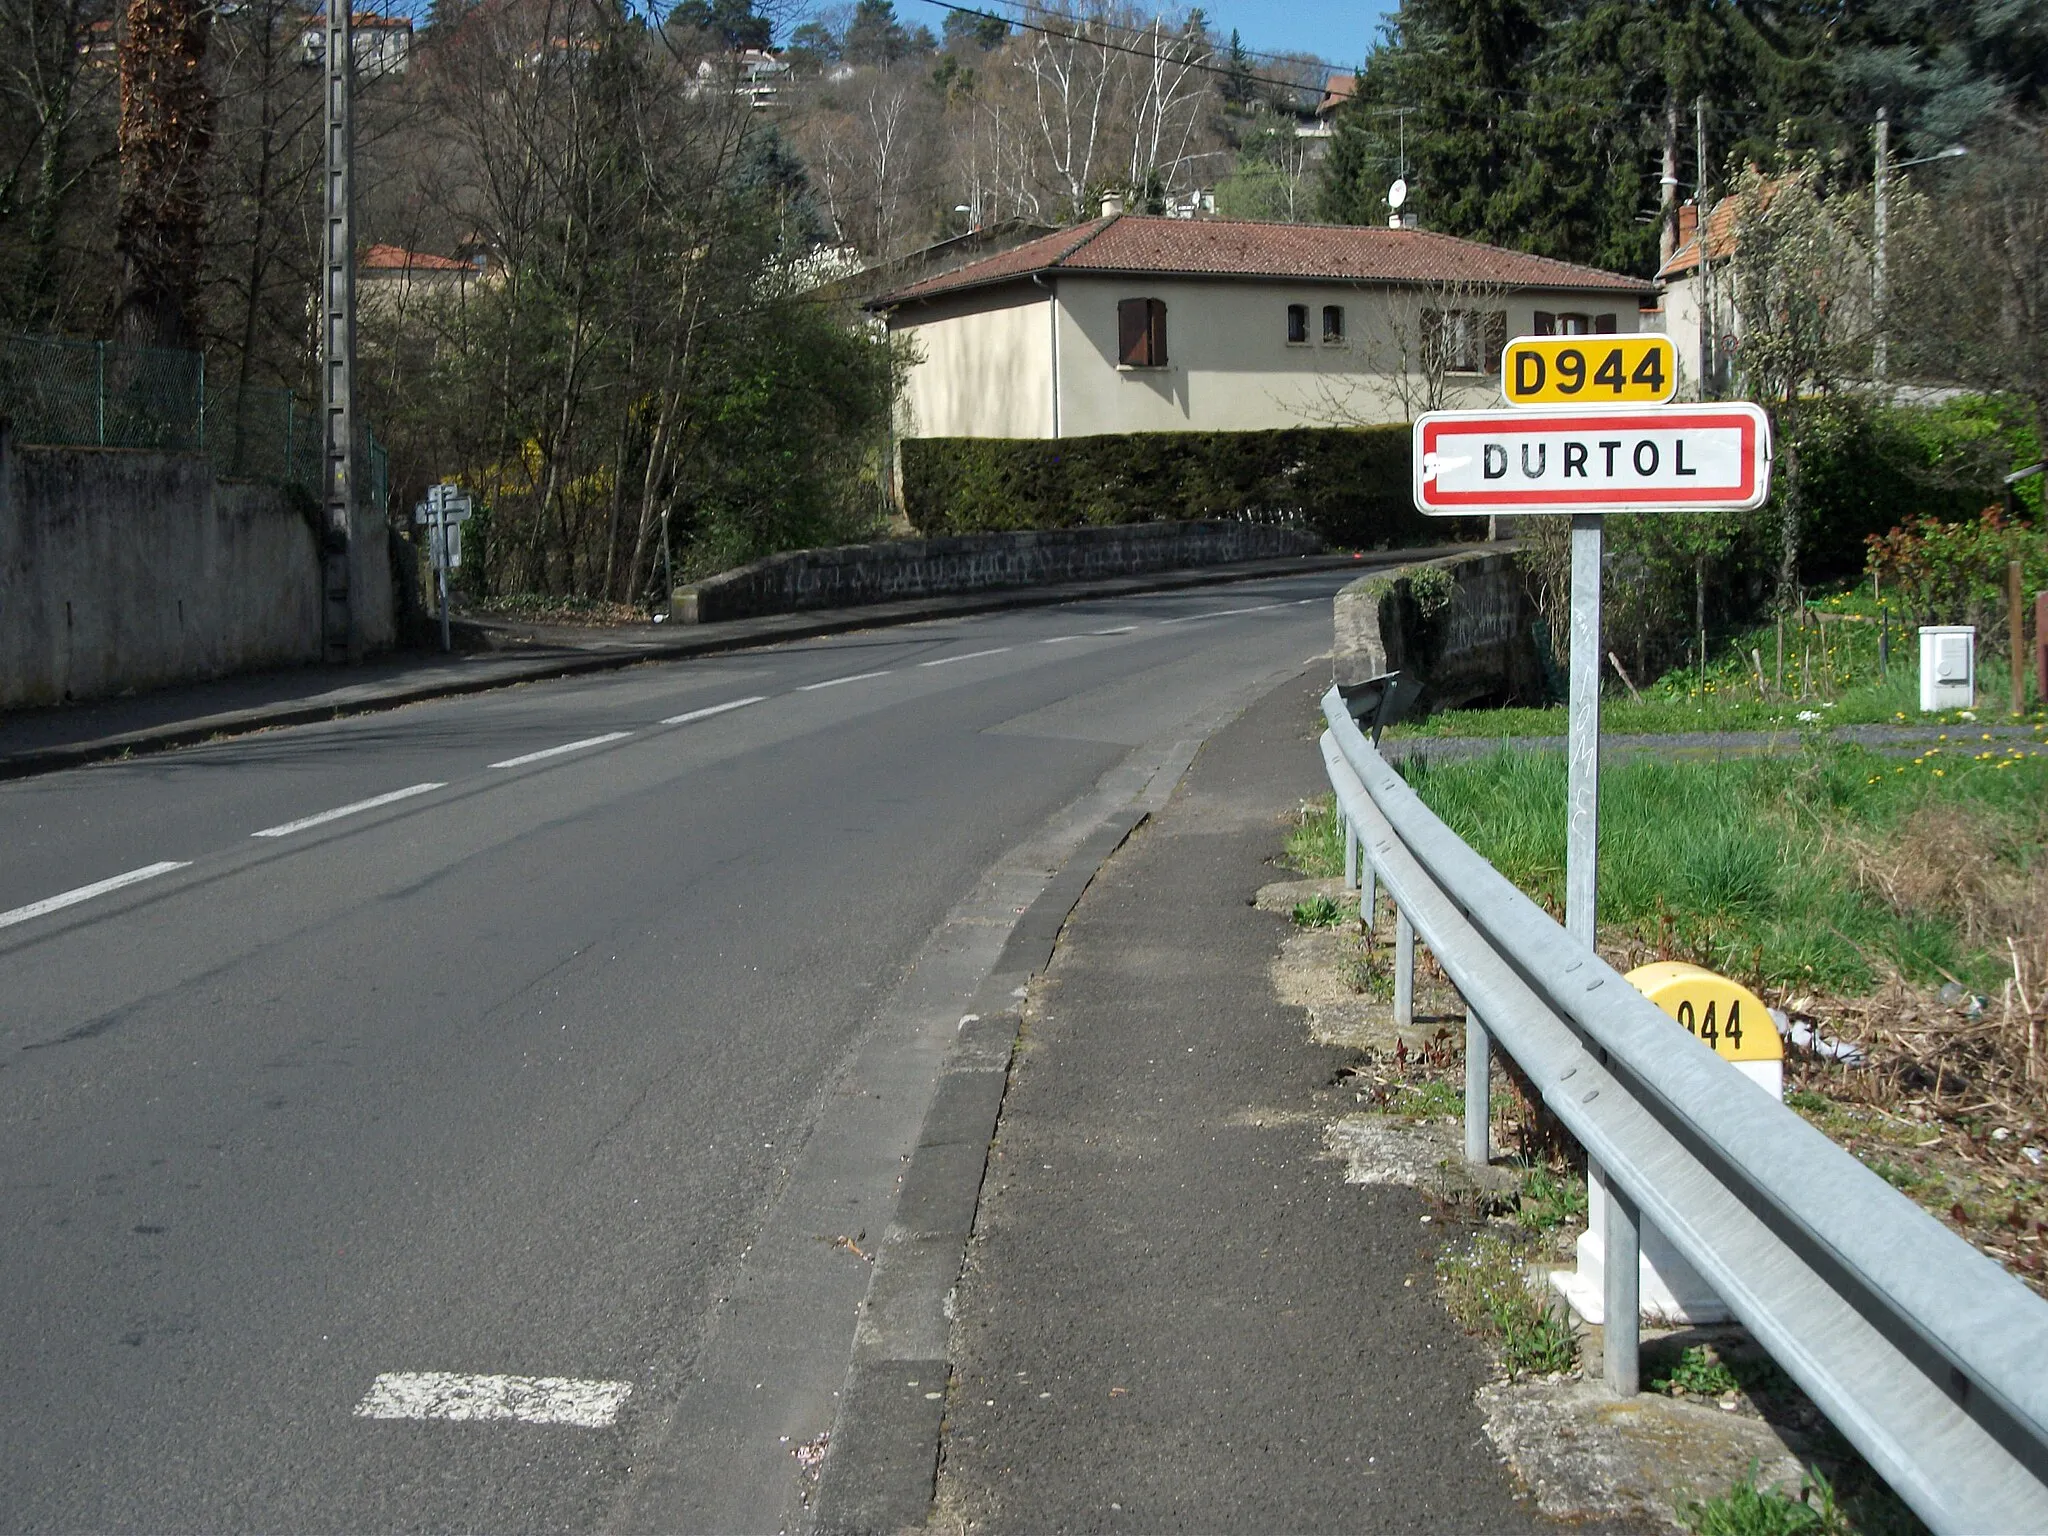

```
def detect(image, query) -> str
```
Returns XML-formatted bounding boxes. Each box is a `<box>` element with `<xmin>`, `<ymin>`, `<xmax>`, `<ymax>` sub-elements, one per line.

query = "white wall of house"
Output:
<box><xmin>891</xmin><ymin>275</ymin><xmax>1647</xmax><ymax>439</ymax></box>
<box><xmin>893</xmin><ymin>285</ymin><xmax>1055</xmax><ymax>439</ymax></box>
<box><xmin>1658</xmin><ymin>269</ymin><xmax>1743</xmax><ymax>399</ymax></box>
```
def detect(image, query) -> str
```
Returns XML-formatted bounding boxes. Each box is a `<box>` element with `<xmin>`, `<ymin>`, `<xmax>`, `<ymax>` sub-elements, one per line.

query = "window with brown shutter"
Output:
<box><xmin>1423</xmin><ymin>308</ymin><xmax>1509</xmax><ymax>373</ymax></box>
<box><xmin>1286</xmin><ymin>303</ymin><xmax>1309</xmax><ymax>344</ymax></box>
<box><xmin>1594</xmin><ymin>313</ymin><xmax>1618</xmax><ymax>333</ymax></box>
<box><xmin>1118</xmin><ymin>297</ymin><xmax>1167</xmax><ymax>367</ymax></box>
<box><xmin>1533</xmin><ymin>310</ymin><xmax>1556</xmax><ymax>335</ymax></box>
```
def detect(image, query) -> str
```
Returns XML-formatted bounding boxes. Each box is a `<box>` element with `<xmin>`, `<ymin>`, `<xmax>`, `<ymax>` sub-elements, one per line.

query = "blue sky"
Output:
<box><xmin>894</xmin><ymin>1</ymin><xmax>1397</xmax><ymax>73</ymax></box>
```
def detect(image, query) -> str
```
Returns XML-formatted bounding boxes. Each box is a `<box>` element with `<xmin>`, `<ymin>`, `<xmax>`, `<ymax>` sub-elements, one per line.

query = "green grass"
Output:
<box><xmin>1395</xmin><ymin>738</ymin><xmax>2048</xmax><ymax>994</ymax></box>
<box><xmin>1387</xmin><ymin>1078</ymin><xmax>1463</xmax><ymax>1118</ymax></box>
<box><xmin>1388</xmin><ymin>588</ymin><xmax>2045</xmax><ymax>740</ymax></box>
<box><xmin>1284</xmin><ymin>795</ymin><xmax>1347</xmax><ymax>878</ymax></box>
<box><xmin>1438</xmin><ymin>1234</ymin><xmax>1577</xmax><ymax>1377</ymax></box>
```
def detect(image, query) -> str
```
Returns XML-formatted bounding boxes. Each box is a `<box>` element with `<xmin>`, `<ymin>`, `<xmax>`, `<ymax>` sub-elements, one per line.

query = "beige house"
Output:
<box><xmin>869</xmin><ymin>214</ymin><xmax>1656</xmax><ymax>440</ymax></box>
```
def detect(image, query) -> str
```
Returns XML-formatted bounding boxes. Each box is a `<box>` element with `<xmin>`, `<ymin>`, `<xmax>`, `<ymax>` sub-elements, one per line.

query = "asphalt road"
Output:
<box><xmin>0</xmin><ymin>570</ymin><xmax>1350</xmax><ymax>1535</ymax></box>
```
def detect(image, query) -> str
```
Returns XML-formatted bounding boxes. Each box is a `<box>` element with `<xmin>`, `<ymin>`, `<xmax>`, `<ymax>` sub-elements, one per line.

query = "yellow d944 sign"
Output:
<box><xmin>1624</xmin><ymin>961</ymin><xmax>1780</xmax><ymax>1063</ymax></box>
<box><xmin>1502</xmin><ymin>334</ymin><xmax>1677</xmax><ymax>406</ymax></box>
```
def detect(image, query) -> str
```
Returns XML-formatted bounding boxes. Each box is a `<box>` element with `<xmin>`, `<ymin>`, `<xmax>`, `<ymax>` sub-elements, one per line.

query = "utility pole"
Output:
<box><xmin>1873</xmin><ymin>107</ymin><xmax>1890</xmax><ymax>388</ymax></box>
<box><xmin>1659</xmin><ymin>96</ymin><xmax>1680</xmax><ymax>268</ymax></box>
<box><xmin>1695</xmin><ymin>96</ymin><xmax>1714</xmax><ymax>397</ymax></box>
<box><xmin>320</xmin><ymin>4</ymin><xmax>357</xmax><ymax>662</ymax></box>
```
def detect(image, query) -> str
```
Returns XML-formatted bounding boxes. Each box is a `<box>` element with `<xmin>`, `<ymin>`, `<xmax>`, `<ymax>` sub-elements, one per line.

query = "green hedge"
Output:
<box><xmin>900</xmin><ymin>426</ymin><xmax>1444</xmax><ymax>549</ymax></box>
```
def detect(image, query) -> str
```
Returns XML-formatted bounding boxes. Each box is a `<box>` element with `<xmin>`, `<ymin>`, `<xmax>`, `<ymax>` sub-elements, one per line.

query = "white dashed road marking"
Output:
<box><xmin>798</xmin><ymin>671</ymin><xmax>891</xmax><ymax>691</ymax></box>
<box><xmin>661</xmin><ymin>695</ymin><xmax>765</xmax><ymax>726</ymax></box>
<box><xmin>249</xmin><ymin>783</ymin><xmax>446</xmax><ymax>838</ymax></box>
<box><xmin>0</xmin><ymin>861</ymin><xmax>192</xmax><ymax>930</ymax></box>
<box><xmin>489</xmin><ymin>732</ymin><xmax>633</xmax><ymax>769</ymax></box>
<box><xmin>352</xmin><ymin>1372</ymin><xmax>632</xmax><ymax>1427</ymax></box>
<box><xmin>1156</xmin><ymin>603</ymin><xmax>1284</xmax><ymax>625</ymax></box>
<box><xmin>918</xmin><ymin>647</ymin><xmax>1011</xmax><ymax>667</ymax></box>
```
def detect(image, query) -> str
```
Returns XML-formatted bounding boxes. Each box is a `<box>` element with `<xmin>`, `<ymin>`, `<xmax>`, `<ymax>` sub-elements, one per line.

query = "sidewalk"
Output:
<box><xmin>0</xmin><ymin>552</ymin><xmax>1383</xmax><ymax>780</ymax></box>
<box><xmin>916</xmin><ymin>674</ymin><xmax>1616</xmax><ymax>1533</ymax></box>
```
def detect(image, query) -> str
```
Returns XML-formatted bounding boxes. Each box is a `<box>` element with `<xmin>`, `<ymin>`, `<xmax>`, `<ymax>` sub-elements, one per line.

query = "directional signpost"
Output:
<box><xmin>1412</xmin><ymin>340</ymin><xmax>1773</xmax><ymax>1394</ymax></box>
<box><xmin>414</xmin><ymin>482</ymin><xmax>472</xmax><ymax>654</ymax></box>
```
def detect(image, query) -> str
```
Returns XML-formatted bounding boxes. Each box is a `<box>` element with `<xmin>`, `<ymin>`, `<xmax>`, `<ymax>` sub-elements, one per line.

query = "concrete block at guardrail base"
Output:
<box><xmin>671</xmin><ymin>521</ymin><xmax>1324</xmax><ymax>624</ymax></box>
<box><xmin>1332</xmin><ymin>548</ymin><xmax>1545</xmax><ymax>716</ymax></box>
<box><xmin>1553</xmin><ymin>966</ymin><xmax>1784</xmax><ymax>1327</ymax></box>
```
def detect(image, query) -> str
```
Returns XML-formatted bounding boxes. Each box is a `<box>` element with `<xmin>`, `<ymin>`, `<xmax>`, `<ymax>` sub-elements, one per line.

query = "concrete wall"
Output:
<box><xmin>894</xmin><ymin>283</ymin><xmax>1055</xmax><ymax>439</ymax></box>
<box><xmin>1332</xmin><ymin>547</ymin><xmax>1545</xmax><ymax>714</ymax></box>
<box><xmin>676</xmin><ymin>520</ymin><xmax>1323</xmax><ymax>624</ymax></box>
<box><xmin>0</xmin><ymin>429</ymin><xmax>393</xmax><ymax>707</ymax></box>
<box><xmin>892</xmin><ymin>276</ymin><xmax>1648</xmax><ymax>438</ymax></box>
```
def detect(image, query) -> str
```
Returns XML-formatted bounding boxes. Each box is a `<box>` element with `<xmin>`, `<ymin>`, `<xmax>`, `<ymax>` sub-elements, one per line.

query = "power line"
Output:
<box><xmin>917</xmin><ymin>0</ymin><xmax>1333</xmax><ymax>99</ymax></box>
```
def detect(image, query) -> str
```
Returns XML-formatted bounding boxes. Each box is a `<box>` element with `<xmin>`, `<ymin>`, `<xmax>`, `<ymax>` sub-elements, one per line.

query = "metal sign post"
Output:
<box><xmin>414</xmin><ymin>482</ymin><xmax>472</xmax><ymax>654</ymax></box>
<box><xmin>1413</xmin><ymin>359</ymin><xmax>1772</xmax><ymax>1395</ymax></box>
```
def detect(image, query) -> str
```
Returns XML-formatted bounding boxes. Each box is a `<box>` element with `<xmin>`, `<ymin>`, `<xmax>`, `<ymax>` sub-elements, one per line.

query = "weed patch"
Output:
<box><xmin>1290</xmin><ymin>893</ymin><xmax>1344</xmax><ymax>927</ymax></box>
<box><xmin>1514</xmin><ymin>1165</ymin><xmax>1587</xmax><ymax>1233</ymax></box>
<box><xmin>1438</xmin><ymin>1234</ymin><xmax>1576</xmax><ymax>1378</ymax></box>
<box><xmin>1678</xmin><ymin>1465</ymin><xmax>1846</xmax><ymax>1536</ymax></box>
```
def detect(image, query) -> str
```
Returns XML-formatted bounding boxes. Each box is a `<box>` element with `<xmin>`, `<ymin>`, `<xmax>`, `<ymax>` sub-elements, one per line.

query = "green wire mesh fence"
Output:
<box><xmin>0</xmin><ymin>332</ymin><xmax>388</xmax><ymax>515</ymax></box>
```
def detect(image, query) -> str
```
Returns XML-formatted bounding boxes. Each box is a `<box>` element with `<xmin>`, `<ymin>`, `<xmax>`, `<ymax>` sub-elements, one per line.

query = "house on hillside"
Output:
<box><xmin>301</xmin><ymin>11</ymin><xmax>414</xmax><ymax>76</ymax></box>
<box><xmin>867</xmin><ymin>211</ymin><xmax>1656</xmax><ymax>441</ymax></box>
<box><xmin>357</xmin><ymin>245</ymin><xmax>482</xmax><ymax>320</ymax></box>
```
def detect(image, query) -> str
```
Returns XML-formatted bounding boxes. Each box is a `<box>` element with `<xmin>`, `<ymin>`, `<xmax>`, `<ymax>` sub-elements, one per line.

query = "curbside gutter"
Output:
<box><xmin>810</xmin><ymin>806</ymin><xmax>1150</xmax><ymax>1535</ymax></box>
<box><xmin>0</xmin><ymin>551</ymin><xmax>1403</xmax><ymax>782</ymax></box>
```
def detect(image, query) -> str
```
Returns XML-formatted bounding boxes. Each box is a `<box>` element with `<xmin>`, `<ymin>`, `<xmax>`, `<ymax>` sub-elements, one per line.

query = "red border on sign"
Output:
<box><xmin>1419</xmin><ymin>409</ymin><xmax>1759</xmax><ymax>508</ymax></box>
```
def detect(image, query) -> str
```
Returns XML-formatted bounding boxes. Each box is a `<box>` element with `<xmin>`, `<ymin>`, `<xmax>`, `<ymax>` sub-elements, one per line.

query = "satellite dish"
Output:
<box><xmin>1388</xmin><ymin>178</ymin><xmax>1408</xmax><ymax>210</ymax></box>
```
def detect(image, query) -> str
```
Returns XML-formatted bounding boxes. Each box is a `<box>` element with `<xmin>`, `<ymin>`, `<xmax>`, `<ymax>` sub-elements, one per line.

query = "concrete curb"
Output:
<box><xmin>809</xmin><ymin>807</ymin><xmax>1150</xmax><ymax>1535</ymax></box>
<box><xmin>0</xmin><ymin>551</ymin><xmax>1395</xmax><ymax>782</ymax></box>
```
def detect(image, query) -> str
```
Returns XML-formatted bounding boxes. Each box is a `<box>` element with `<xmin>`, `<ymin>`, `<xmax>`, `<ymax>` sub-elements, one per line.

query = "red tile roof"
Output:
<box><xmin>360</xmin><ymin>244</ymin><xmax>474</xmax><ymax>273</ymax></box>
<box><xmin>869</xmin><ymin>215</ymin><xmax>1653</xmax><ymax>309</ymax></box>
<box><xmin>1657</xmin><ymin>198</ymin><xmax>1742</xmax><ymax>281</ymax></box>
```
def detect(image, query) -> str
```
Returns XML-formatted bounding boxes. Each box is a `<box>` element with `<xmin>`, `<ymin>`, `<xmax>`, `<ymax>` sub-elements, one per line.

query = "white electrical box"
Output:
<box><xmin>1919</xmin><ymin>625</ymin><xmax>1975</xmax><ymax>711</ymax></box>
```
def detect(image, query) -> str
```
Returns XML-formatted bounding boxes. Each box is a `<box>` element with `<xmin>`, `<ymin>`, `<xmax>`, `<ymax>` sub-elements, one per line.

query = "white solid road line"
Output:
<box><xmin>798</xmin><ymin>670</ymin><xmax>891</xmax><ymax>691</ymax></box>
<box><xmin>918</xmin><ymin>647</ymin><xmax>1012</xmax><ymax>668</ymax></box>
<box><xmin>352</xmin><ymin>1372</ymin><xmax>632</xmax><ymax>1428</ymax></box>
<box><xmin>0</xmin><ymin>861</ymin><xmax>192</xmax><ymax>930</ymax></box>
<box><xmin>661</xmin><ymin>695</ymin><xmax>766</xmax><ymax>726</ymax></box>
<box><xmin>249</xmin><ymin>782</ymin><xmax>447</xmax><ymax>839</ymax></box>
<box><xmin>490</xmin><ymin>731</ymin><xmax>633</xmax><ymax>769</ymax></box>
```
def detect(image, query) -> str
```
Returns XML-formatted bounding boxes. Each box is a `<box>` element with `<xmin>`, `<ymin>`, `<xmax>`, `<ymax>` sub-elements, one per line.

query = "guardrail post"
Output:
<box><xmin>1360</xmin><ymin>865</ymin><xmax>1375</xmax><ymax>935</ymax></box>
<box><xmin>1601</xmin><ymin>1172</ymin><xmax>1641</xmax><ymax>1396</ymax></box>
<box><xmin>1464</xmin><ymin>1010</ymin><xmax>1490</xmax><ymax>1166</ymax></box>
<box><xmin>1344</xmin><ymin>819</ymin><xmax>1358</xmax><ymax>889</ymax></box>
<box><xmin>1394</xmin><ymin>908</ymin><xmax>1415</xmax><ymax>1031</ymax></box>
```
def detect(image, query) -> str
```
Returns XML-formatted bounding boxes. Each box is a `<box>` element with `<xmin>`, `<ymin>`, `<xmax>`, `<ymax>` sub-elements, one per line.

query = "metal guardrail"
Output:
<box><xmin>1318</xmin><ymin>684</ymin><xmax>2048</xmax><ymax>1536</ymax></box>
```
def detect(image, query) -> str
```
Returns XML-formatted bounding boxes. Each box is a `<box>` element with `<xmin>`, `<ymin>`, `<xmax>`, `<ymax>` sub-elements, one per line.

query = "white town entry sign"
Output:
<box><xmin>1412</xmin><ymin>402</ymin><xmax>1772</xmax><ymax>517</ymax></box>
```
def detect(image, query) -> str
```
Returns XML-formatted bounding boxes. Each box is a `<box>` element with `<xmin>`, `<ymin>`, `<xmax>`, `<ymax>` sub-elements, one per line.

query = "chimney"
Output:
<box><xmin>1099</xmin><ymin>192</ymin><xmax>1125</xmax><ymax>218</ymax></box>
<box><xmin>1676</xmin><ymin>201</ymin><xmax>1699</xmax><ymax>255</ymax></box>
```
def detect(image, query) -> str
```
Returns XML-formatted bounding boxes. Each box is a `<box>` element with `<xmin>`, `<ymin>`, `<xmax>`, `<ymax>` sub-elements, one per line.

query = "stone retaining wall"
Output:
<box><xmin>674</xmin><ymin>520</ymin><xmax>1324</xmax><ymax>624</ymax></box>
<box><xmin>1332</xmin><ymin>548</ymin><xmax>1545</xmax><ymax>715</ymax></box>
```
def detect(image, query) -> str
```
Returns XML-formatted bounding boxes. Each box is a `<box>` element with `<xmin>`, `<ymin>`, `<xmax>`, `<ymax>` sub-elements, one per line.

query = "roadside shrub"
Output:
<box><xmin>899</xmin><ymin>425</ymin><xmax>1442</xmax><ymax>550</ymax></box>
<box><xmin>1865</xmin><ymin>505</ymin><xmax>2046</xmax><ymax>656</ymax></box>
